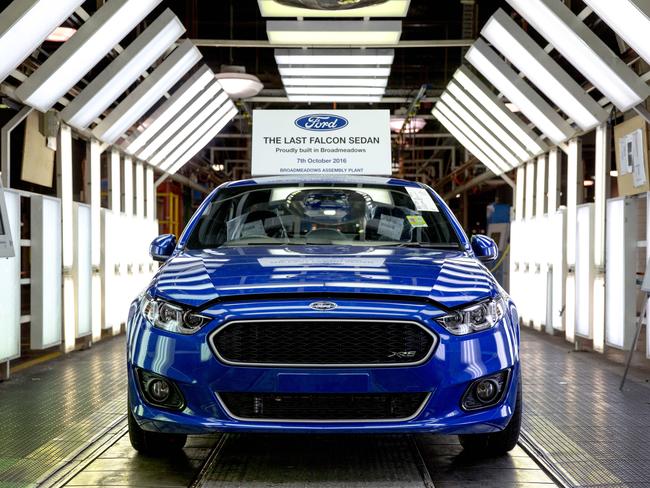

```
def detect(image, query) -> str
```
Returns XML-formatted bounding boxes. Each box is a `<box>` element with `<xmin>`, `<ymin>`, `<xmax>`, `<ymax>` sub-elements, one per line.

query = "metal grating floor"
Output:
<box><xmin>520</xmin><ymin>327</ymin><xmax>650</xmax><ymax>487</ymax></box>
<box><xmin>0</xmin><ymin>338</ymin><xmax>128</xmax><ymax>487</ymax></box>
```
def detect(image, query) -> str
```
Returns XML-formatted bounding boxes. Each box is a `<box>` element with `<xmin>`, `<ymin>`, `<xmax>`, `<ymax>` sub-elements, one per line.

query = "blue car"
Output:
<box><xmin>127</xmin><ymin>176</ymin><xmax>521</xmax><ymax>455</ymax></box>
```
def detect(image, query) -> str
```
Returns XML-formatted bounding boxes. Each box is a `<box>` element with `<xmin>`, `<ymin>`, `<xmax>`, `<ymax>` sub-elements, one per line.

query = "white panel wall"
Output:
<box><xmin>605</xmin><ymin>197</ymin><xmax>637</xmax><ymax>350</ymax></box>
<box><xmin>551</xmin><ymin>209</ymin><xmax>567</xmax><ymax>332</ymax></box>
<box><xmin>30</xmin><ymin>195</ymin><xmax>63</xmax><ymax>350</ymax></box>
<box><xmin>0</xmin><ymin>190</ymin><xmax>21</xmax><ymax>362</ymax></box>
<box><xmin>575</xmin><ymin>203</ymin><xmax>595</xmax><ymax>339</ymax></box>
<box><xmin>74</xmin><ymin>203</ymin><xmax>92</xmax><ymax>338</ymax></box>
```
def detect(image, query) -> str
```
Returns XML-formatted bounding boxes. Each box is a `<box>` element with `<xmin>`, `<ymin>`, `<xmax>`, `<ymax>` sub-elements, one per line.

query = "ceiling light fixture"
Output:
<box><xmin>432</xmin><ymin>107</ymin><xmax>504</xmax><ymax>176</ymax></box>
<box><xmin>0</xmin><ymin>0</ymin><xmax>84</xmax><ymax>83</ymax></box>
<box><xmin>453</xmin><ymin>66</ymin><xmax>547</xmax><ymax>155</ymax></box>
<box><xmin>126</xmin><ymin>66</ymin><xmax>215</xmax><ymax>155</ymax></box>
<box><xmin>93</xmin><ymin>39</ymin><xmax>202</xmax><ymax>144</ymax></box>
<box><xmin>482</xmin><ymin>9</ymin><xmax>609</xmax><ymax>131</ymax></box>
<box><xmin>164</xmin><ymin>106</ymin><xmax>238</xmax><ymax>175</ymax></box>
<box><xmin>150</xmin><ymin>97</ymin><xmax>233</xmax><ymax>167</ymax></box>
<box><xmin>447</xmin><ymin>81</ymin><xmax>531</xmax><ymax>161</ymax></box>
<box><xmin>440</xmin><ymin>91</ymin><xmax>521</xmax><ymax>168</ymax></box>
<box><xmin>46</xmin><ymin>26</ymin><xmax>77</xmax><ymax>42</ymax></box>
<box><xmin>275</xmin><ymin>48</ymin><xmax>395</xmax><ymax>65</ymax></box>
<box><xmin>286</xmin><ymin>86</ymin><xmax>385</xmax><ymax>95</ymax></box>
<box><xmin>214</xmin><ymin>66</ymin><xmax>263</xmax><ymax>99</ymax></box>
<box><xmin>258</xmin><ymin>0</ymin><xmax>410</xmax><ymax>17</ymax></box>
<box><xmin>61</xmin><ymin>9</ymin><xmax>185</xmax><ymax>129</ymax></box>
<box><xmin>435</xmin><ymin>101</ymin><xmax>512</xmax><ymax>173</ymax></box>
<box><xmin>389</xmin><ymin>116</ymin><xmax>426</xmax><ymax>133</ymax></box>
<box><xmin>278</xmin><ymin>66</ymin><xmax>391</xmax><ymax>77</ymax></box>
<box><xmin>267</xmin><ymin>20</ymin><xmax>402</xmax><ymax>46</ymax></box>
<box><xmin>138</xmin><ymin>86</ymin><xmax>228</xmax><ymax>161</ymax></box>
<box><xmin>466</xmin><ymin>39</ymin><xmax>575</xmax><ymax>145</ymax></box>
<box><xmin>287</xmin><ymin>95</ymin><xmax>382</xmax><ymax>102</ymax></box>
<box><xmin>505</xmin><ymin>0</ymin><xmax>650</xmax><ymax>111</ymax></box>
<box><xmin>281</xmin><ymin>77</ymin><xmax>388</xmax><ymax>87</ymax></box>
<box><xmin>15</xmin><ymin>0</ymin><xmax>163</xmax><ymax>112</ymax></box>
<box><xmin>583</xmin><ymin>0</ymin><xmax>650</xmax><ymax>67</ymax></box>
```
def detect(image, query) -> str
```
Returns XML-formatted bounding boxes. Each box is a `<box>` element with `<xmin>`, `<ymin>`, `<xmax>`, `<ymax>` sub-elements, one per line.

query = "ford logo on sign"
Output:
<box><xmin>295</xmin><ymin>114</ymin><xmax>349</xmax><ymax>132</ymax></box>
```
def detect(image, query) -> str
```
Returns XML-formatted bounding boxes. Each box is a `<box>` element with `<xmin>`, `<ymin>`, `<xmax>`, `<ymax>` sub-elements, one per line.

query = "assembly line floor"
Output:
<box><xmin>0</xmin><ymin>327</ymin><xmax>648</xmax><ymax>488</ymax></box>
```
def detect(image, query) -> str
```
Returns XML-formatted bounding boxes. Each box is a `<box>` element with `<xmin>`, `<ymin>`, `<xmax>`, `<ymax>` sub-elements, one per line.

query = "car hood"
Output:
<box><xmin>151</xmin><ymin>246</ymin><xmax>497</xmax><ymax>310</ymax></box>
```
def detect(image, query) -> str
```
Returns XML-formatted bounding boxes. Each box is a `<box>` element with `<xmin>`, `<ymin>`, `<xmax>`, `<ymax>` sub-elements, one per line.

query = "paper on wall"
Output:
<box><xmin>630</xmin><ymin>129</ymin><xmax>647</xmax><ymax>188</ymax></box>
<box><xmin>406</xmin><ymin>187</ymin><xmax>439</xmax><ymax>212</ymax></box>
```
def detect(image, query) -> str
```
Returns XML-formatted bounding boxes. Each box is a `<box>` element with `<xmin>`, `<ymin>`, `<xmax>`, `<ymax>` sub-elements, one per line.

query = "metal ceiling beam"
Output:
<box><xmin>191</xmin><ymin>39</ymin><xmax>474</xmax><ymax>48</ymax></box>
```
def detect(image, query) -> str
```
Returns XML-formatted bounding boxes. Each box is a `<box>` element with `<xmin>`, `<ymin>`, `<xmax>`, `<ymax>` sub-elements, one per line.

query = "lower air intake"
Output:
<box><xmin>219</xmin><ymin>392</ymin><xmax>429</xmax><ymax>421</ymax></box>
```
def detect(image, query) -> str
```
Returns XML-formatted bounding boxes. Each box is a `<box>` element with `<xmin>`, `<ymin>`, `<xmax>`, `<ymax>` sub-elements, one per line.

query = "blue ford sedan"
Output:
<box><xmin>126</xmin><ymin>176</ymin><xmax>521</xmax><ymax>455</ymax></box>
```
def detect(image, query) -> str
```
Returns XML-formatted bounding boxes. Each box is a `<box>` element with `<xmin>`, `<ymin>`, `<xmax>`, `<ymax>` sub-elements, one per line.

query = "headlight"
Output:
<box><xmin>436</xmin><ymin>297</ymin><xmax>505</xmax><ymax>335</ymax></box>
<box><xmin>141</xmin><ymin>295</ymin><xmax>211</xmax><ymax>334</ymax></box>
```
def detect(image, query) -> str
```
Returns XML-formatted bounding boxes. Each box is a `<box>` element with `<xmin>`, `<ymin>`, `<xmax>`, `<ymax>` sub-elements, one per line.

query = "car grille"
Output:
<box><xmin>211</xmin><ymin>319</ymin><xmax>436</xmax><ymax>367</ymax></box>
<box><xmin>218</xmin><ymin>393</ymin><xmax>429</xmax><ymax>421</ymax></box>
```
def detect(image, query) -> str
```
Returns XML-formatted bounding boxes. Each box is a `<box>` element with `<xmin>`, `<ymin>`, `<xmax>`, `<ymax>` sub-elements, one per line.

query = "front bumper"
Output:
<box><xmin>127</xmin><ymin>298</ymin><xmax>520</xmax><ymax>435</ymax></box>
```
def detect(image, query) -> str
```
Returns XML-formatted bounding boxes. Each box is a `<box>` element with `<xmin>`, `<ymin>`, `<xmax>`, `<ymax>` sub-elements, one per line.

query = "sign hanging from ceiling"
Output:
<box><xmin>252</xmin><ymin>109</ymin><xmax>391</xmax><ymax>176</ymax></box>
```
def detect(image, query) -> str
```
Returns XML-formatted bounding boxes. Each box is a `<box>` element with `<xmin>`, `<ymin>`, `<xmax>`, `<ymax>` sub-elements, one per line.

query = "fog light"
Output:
<box><xmin>475</xmin><ymin>379</ymin><xmax>498</xmax><ymax>403</ymax></box>
<box><xmin>136</xmin><ymin>368</ymin><xmax>185</xmax><ymax>410</ymax></box>
<box><xmin>148</xmin><ymin>379</ymin><xmax>171</xmax><ymax>402</ymax></box>
<box><xmin>461</xmin><ymin>369</ymin><xmax>510</xmax><ymax>411</ymax></box>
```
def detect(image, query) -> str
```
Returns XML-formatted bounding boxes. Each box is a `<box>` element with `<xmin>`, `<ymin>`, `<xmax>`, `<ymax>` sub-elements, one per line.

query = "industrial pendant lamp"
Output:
<box><xmin>214</xmin><ymin>66</ymin><xmax>263</xmax><ymax>100</ymax></box>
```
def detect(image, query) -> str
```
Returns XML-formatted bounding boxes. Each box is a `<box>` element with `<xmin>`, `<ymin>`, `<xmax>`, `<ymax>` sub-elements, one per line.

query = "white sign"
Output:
<box><xmin>252</xmin><ymin>110</ymin><xmax>392</xmax><ymax>176</ymax></box>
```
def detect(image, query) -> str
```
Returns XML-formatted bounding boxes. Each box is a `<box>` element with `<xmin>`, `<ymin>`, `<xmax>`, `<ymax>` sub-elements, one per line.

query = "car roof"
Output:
<box><xmin>222</xmin><ymin>175</ymin><xmax>424</xmax><ymax>189</ymax></box>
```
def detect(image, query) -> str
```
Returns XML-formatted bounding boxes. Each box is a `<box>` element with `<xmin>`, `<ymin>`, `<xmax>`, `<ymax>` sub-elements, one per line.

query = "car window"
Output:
<box><xmin>185</xmin><ymin>184</ymin><xmax>461</xmax><ymax>249</ymax></box>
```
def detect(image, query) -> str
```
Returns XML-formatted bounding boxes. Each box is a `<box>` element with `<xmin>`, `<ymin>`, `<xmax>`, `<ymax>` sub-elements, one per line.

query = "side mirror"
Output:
<box><xmin>471</xmin><ymin>235</ymin><xmax>499</xmax><ymax>264</ymax></box>
<box><xmin>150</xmin><ymin>234</ymin><xmax>177</xmax><ymax>262</ymax></box>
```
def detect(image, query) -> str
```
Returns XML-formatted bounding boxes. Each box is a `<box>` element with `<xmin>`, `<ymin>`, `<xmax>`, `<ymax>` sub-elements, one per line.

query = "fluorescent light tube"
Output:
<box><xmin>165</xmin><ymin>106</ymin><xmax>239</xmax><ymax>175</ymax></box>
<box><xmin>258</xmin><ymin>0</ymin><xmax>410</xmax><ymax>18</ymax></box>
<box><xmin>432</xmin><ymin>107</ymin><xmax>503</xmax><ymax>176</ymax></box>
<box><xmin>0</xmin><ymin>0</ymin><xmax>84</xmax><ymax>84</ymax></box>
<box><xmin>126</xmin><ymin>66</ymin><xmax>214</xmax><ymax>155</ymax></box>
<box><xmin>584</xmin><ymin>0</ymin><xmax>650</xmax><ymax>67</ymax></box>
<box><xmin>139</xmin><ymin>85</ymin><xmax>228</xmax><ymax>161</ymax></box>
<box><xmin>285</xmin><ymin>86</ymin><xmax>385</xmax><ymax>95</ymax></box>
<box><xmin>150</xmin><ymin>96</ymin><xmax>231</xmax><ymax>167</ymax></box>
<box><xmin>287</xmin><ymin>95</ymin><xmax>383</xmax><ymax>102</ymax></box>
<box><xmin>16</xmin><ymin>0</ymin><xmax>163</xmax><ymax>112</ymax></box>
<box><xmin>505</xmin><ymin>0</ymin><xmax>650</xmax><ymax>111</ymax></box>
<box><xmin>267</xmin><ymin>20</ymin><xmax>402</xmax><ymax>46</ymax></box>
<box><xmin>279</xmin><ymin>67</ymin><xmax>392</xmax><ymax>77</ymax></box>
<box><xmin>93</xmin><ymin>40</ymin><xmax>202</xmax><ymax>144</ymax></box>
<box><xmin>453</xmin><ymin>66</ymin><xmax>547</xmax><ymax>155</ymax></box>
<box><xmin>435</xmin><ymin>101</ymin><xmax>512</xmax><ymax>174</ymax></box>
<box><xmin>61</xmin><ymin>9</ymin><xmax>185</xmax><ymax>129</ymax></box>
<box><xmin>447</xmin><ymin>81</ymin><xmax>531</xmax><ymax>161</ymax></box>
<box><xmin>482</xmin><ymin>9</ymin><xmax>609</xmax><ymax>131</ymax></box>
<box><xmin>466</xmin><ymin>39</ymin><xmax>575</xmax><ymax>145</ymax></box>
<box><xmin>440</xmin><ymin>92</ymin><xmax>520</xmax><ymax>168</ymax></box>
<box><xmin>275</xmin><ymin>49</ymin><xmax>395</xmax><ymax>66</ymax></box>
<box><xmin>282</xmin><ymin>77</ymin><xmax>388</xmax><ymax>87</ymax></box>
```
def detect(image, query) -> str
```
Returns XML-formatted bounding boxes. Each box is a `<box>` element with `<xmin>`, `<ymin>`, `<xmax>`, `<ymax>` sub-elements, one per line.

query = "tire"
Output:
<box><xmin>458</xmin><ymin>375</ymin><xmax>522</xmax><ymax>456</ymax></box>
<box><xmin>128</xmin><ymin>407</ymin><xmax>187</xmax><ymax>455</ymax></box>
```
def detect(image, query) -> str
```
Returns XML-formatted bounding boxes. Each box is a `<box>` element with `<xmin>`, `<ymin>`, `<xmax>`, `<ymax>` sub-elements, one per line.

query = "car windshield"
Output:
<box><xmin>185</xmin><ymin>183</ymin><xmax>462</xmax><ymax>249</ymax></box>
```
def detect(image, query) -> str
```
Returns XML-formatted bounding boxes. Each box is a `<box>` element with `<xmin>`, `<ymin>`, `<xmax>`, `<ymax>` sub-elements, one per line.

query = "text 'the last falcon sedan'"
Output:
<box><xmin>126</xmin><ymin>176</ymin><xmax>521</xmax><ymax>456</ymax></box>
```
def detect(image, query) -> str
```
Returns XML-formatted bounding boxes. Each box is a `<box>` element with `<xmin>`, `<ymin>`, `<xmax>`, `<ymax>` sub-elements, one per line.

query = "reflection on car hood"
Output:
<box><xmin>151</xmin><ymin>246</ymin><xmax>497</xmax><ymax>309</ymax></box>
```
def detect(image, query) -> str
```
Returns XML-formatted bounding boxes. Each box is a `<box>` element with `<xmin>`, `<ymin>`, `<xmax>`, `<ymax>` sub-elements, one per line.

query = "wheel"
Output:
<box><xmin>458</xmin><ymin>375</ymin><xmax>522</xmax><ymax>456</ymax></box>
<box><xmin>128</xmin><ymin>407</ymin><xmax>187</xmax><ymax>455</ymax></box>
